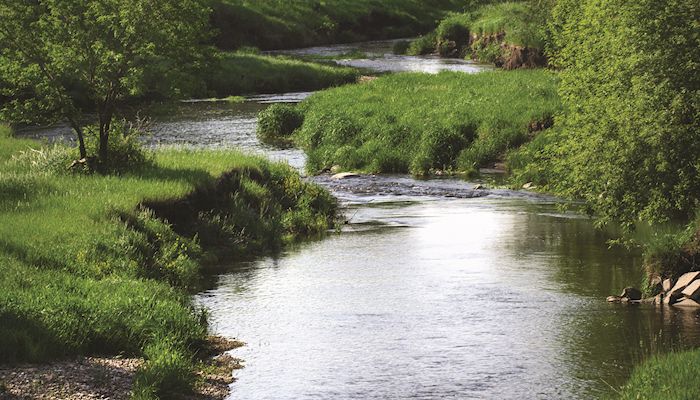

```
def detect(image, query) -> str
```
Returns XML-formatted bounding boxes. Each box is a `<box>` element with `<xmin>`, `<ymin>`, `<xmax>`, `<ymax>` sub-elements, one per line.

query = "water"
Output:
<box><xmin>17</xmin><ymin>40</ymin><xmax>700</xmax><ymax>399</ymax></box>
<box><xmin>197</xmin><ymin>187</ymin><xmax>700</xmax><ymax>400</ymax></box>
<box><xmin>272</xmin><ymin>39</ymin><xmax>496</xmax><ymax>74</ymax></box>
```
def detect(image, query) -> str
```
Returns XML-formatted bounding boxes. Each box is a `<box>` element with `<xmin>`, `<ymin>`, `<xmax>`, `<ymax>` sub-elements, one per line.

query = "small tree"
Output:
<box><xmin>0</xmin><ymin>0</ymin><xmax>210</xmax><ymax>164</ymax></box>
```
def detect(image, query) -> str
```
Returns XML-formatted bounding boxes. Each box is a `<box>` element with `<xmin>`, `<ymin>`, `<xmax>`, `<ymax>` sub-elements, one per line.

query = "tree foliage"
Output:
<box><xmin>0</xmin><ymin>0</ymin><xmax>210</xmax><ymax>164</ymax></box>
<box><xmin>519</xmin><ymin>0</ymin><xmax>700</xmax><ymax>229</ymax></box>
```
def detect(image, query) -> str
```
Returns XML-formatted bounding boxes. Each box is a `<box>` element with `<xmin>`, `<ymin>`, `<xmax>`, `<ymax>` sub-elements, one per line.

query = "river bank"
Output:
<box><xmin>0</xmin><ymin>337</ymin><xmax>243</xmax><ymax>400</ymax></box>
<box><xmin>0</xmin><ymin>127</ymin><xmax>337</xmax><ymax>398</ymax></box>
<box><xmin>4</xmin><ymin>21</ymin><xmax>697</xmax><ymax>397</ymax></box>
<box><xmin>404</xmin><ymin>2</ymin><xmax>547</xmax><ymax>69</ymax></box>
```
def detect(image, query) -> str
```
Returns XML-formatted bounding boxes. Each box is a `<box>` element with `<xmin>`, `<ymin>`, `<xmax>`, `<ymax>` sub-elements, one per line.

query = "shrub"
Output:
<box><xmin>257</xmin><ymin>104</ymin><xmax>305</xmax><ymax>146</ymax></box>
<box><xmin>84</xmin><ymin>120</ymin><xmax>152</xmax><ymax>174</ymax></box>
<box><xmin>523</xmin><ymin>0</ymin><xmax>700</xmax><ymax>228</ymax></box>
<box><xmin>407</xmin><ymin>32</ymin><xmax>437</xmax><ymax>55</ymax></box>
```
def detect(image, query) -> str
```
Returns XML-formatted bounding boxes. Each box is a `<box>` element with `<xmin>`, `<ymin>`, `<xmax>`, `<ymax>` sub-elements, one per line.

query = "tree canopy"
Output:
<box><xmin>0</xmin><ymin>0</ymin><xmax>211</xmax><ymax>163</ymax></box>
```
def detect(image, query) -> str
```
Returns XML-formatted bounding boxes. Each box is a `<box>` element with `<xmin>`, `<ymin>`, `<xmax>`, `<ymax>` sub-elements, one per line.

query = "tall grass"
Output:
<box><xmin>203</xmin><ymin>51</ymin><xmax>359</xmax><ymax>97</ymax></box>
<box><xmin>278</xmin><ymin>70</ymin><xmax>559</xmax><ymax>175</ymax></box>
<box><xmin>0</xmin><ymin>132</ymin><xmax>337</xmax><ymax>397</ymax></box>
<box><xmin>617</xmin><ymin>348</ymin><xmax>700</xmax><ymax>400</ymax></box>
<box><xmin>409</xmin><ymin>2</ymin><xmax>547</xmax><ymax>60</ymax></box>
<box><xmin>211</xmin><ymin>0</ymin><xmax>468</xmax><ymax>50</ymax></box>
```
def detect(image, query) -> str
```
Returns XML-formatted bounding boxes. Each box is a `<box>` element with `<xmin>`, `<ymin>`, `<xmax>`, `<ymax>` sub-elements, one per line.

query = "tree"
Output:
<box><xmin>544</xmin><ymin>0</ymin><xmax>700</xmax><ymax>227</ymax></box>
<box><xmin>0</xmin><ymin>0</ymin><xmax>211</xmax><ymax>164</ymax></box>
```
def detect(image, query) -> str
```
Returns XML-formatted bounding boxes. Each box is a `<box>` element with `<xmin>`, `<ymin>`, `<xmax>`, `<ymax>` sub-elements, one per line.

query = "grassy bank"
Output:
<box><xmin>617</xmin><ymin>348</ymin><xmax>700</xmax><ymax>400</ymax></box>
<box><xmin>201</xmin><ymin>51</ymin><xmax>360</xmax><ymax>97</ymax></box>
<box><xmin>263</xmin><ymin>70</ymin><xmax>559</xmax><ymax>175</ymax></box>
<box><xmin>407</xmin><ymin>2</ymin><xmax>547</xmax><ymax>67</ymax></box>
<box><xmin>211</xmin><ymin>0</ymin><xmax>468</xmax><ymax>50</ymax></box>
<box><xmin>0</xmin><ymin>126</ymin><xmax>337</xmax><ymax>397</ymax></box>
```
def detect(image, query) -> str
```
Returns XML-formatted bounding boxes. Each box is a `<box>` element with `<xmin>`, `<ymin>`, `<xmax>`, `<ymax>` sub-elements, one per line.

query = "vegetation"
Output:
<box><xmin>0</xmin><ymin>131</ymin><xmax>337</xmax><ymax>396</ymax></box>
<box><xmin>0</xmin><ymin>0</ymin><xmax>210</xmax><ymax>165</ymax></box>
<box><xmin>211</xmin><ymin>0</ymin><xmax>469</xmax><ymax>50</ymax></box>
<box><xmin>203</xmin><ymin>51</ymin><xmax>359</xmax><ymax>97</ymax></box>
<box><xmin>266</xmin><ymin>70</ymin><xmax>559</xmax><ymax>175</ymax></box>
<box><xmin>257</xmin><ymin>104</ymin><xmax>305</xmax><ymax>146</ymax></box>
<box><xmin>508</xmin><ymin>0</ymin><xmax>700</xmax><ymax>230</ymax></box>
<box><xmin>617</xmin><ymin>348</ymin><xmax>700</xmax><ymax>400</ymax></box>
<box><xmin>406</xmin><ymin>2</ymin><xmax>547</xmax><ymax>67</ymax></box>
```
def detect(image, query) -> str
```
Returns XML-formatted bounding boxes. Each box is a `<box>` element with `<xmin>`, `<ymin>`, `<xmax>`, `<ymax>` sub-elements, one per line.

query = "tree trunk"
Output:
<box><xmin>69</xmin><ymin>119</ymin><xmax>87</xmax><ymax>160</ymax></box>
<box><xmin>98</xmin><ymin>114</ymin><xmax>111</xmax><ymax>161</ymax></box>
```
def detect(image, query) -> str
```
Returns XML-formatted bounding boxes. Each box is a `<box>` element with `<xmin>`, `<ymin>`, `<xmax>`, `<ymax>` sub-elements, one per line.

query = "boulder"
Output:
<box><xmin>668</xmin><ymin>271</ymin><xmax>700</xmax><ymax>294</ymax></box>
<box><xmin>653</xmin><ymin>293</ymin><xmax>664</xmax><ymax>306</ymax></box>
<box><xmin>664</xmin><ymin>291</ymin><xmax>683</xmax><ymax>305</ymax></box>
<box><xmin>672</xmin><ymin>298</ymin><xmax>700</xmax><ymax>308</ymax></box>
<box><xmin>620</xmin><ymin>287</ymin><xmax>642</xmax><ymax>301</ymax></box>
<box><xmin>331</xmin><ymin>172</ymin><xmax>360</xmax><ymax>180</ymax></box>
<box><xmin>681</xmin><ymin>280</ymin><xmax>700</xmax><ymax>300</ymax></box>
<box><xmin>662</xmin><ymin>278</ymin><xmax>673</xmax><ymax>293</ymax></box>
<box><xmin>607</xmin><ymin>296</ymin><xmax>622</xmax><ymax>303</ymax></box>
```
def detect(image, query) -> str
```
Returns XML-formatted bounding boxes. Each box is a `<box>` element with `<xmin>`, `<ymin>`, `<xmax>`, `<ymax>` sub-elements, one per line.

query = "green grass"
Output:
<box><xmin>0</xmin><ymin>132</ymin><xmax>337</xmax><ymax>397</ymax></box>
<box><xmin>617</xmin><ymin>349</ymin><xmax>700</xmax><ymax>400</ymax></box>
<box><xmin>409</xmin><ymin>2</ymin><xmax>547</xmax><ymax>61</ymax></box>
<box><xmin>211</xmin><ymin>0</ymin><xmax>469</xmax><ymax>50</ymax></box>
<box><xmin>202</xmin><ymin>51</ymin><xmax>360</xmax><ymax>97</ymax></box>
<box><xmin>277</xmin><ymin>69</ymin><xmax>559</xmax><ymax>175</ymax></box>
<box><xmin>468</xmin><ymin>2</ymin><xmax>544</xmax><ymax>47</ymax></box>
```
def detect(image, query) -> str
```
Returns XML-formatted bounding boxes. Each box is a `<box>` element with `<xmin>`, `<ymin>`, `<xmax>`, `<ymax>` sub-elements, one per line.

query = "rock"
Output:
<box><xmin>607</xmin><ymin>296</ymin><xmax>622</xmax><ymax>303</ymax></box>
<box><xmin>664</xmin><ymin>291</ymin><xmax>683</xmax><ymax>305</ymax></box>
<box><xmin>331</xmin><ymin>172</ymin><xmax>360</xmax><ymax>180</ymax></box>
<box><xmin>668</xmin><ymin>271</ymin><xmax>700</xmax><ymax>294</ymax></box>
<box><xmin>681</xmin><ymin>279</ymin><xmax>700</xmax><ymax>300</ymax></box>
<box><xmin>522</xmin><ymin>182</ymin><xmax>535</xmax><ymax>190</ymax></box>
<box><xmin>662</xmin><ymin>278</ymin><xmax>673</xmax><ymax>293</ymax></box>
<box><xmin>672</xmin><ymin>298</ymin><xmax>700</xmax><ymax>308</ymax></box>
<box><xmin>619</xmin><ymin>287</ymin><xmax>642</xmax><ymax>301</ymax></box>
<box><xmin>653</xmin><ymin>293</ymin><xmax>664</xmax><ymax>305</ymax></box>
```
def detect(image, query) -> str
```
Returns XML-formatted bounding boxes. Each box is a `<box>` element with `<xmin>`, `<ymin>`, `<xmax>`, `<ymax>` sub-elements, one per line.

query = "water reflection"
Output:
<box><xmin>273</xmin><ymin>39</ymin><xmax>495</xmax><ymax>74</ymax></box>
<box><xmin>196</xmin><ymin>197</ymin><xmax>700</xmax><ymax>400</ymax></box>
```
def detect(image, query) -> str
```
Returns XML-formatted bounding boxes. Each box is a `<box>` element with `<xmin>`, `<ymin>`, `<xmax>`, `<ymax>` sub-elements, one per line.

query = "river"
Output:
<box><xmin>17</xmin><ymin>40</ymin><xmax>700</xmax><ymax>399</ymax></box>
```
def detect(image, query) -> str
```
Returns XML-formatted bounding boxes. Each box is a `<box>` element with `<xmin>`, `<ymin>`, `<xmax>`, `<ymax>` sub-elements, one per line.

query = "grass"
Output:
<box><xmin>202</xmin><ymin>51</ymin><xmax>360</xmax><ymax>97</ymax></box>
<box><xmin>408</xmin><ymin>2</ymin><xmax>547</xmax><ymax>62</ymax></box>
<box><xmin>211</xmin><ymin>0</ymin><xmax>469</xmax><ymax>50</ymax></box>
<box><xmin>617</xmin><ymin>348</ymin><xmax>700</xmax><ymax>400</ymax></box>
<box><xmin>0</xmin><ymin>130</ymin><xmax>337</xmax><ymax>397</ymax></box>
<box><xmin>270</xmin><ymin>69</ymin><xmax>559</xmax><ymax>175</ymax></box>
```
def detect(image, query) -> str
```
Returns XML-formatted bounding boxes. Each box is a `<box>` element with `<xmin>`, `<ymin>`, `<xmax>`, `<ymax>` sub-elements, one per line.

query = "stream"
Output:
<box><xmin>17</xmin><ymin>40</ymin><xmax>700</xmax><ymax>399</ymax></box>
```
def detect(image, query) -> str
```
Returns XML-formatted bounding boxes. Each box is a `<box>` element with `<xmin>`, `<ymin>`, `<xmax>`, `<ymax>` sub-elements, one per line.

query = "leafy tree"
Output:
<box><xmin>535</xmin><ymin>0</ymin><xmax>700</xmax><ymax>228</ymax></box>
<box><xmin>0</xmin><ymin>0</ymin><xmax>211</xmax><ymax>164</ymax></box>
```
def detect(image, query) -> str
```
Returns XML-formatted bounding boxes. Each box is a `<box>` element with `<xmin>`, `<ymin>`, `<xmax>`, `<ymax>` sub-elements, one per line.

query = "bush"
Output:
<box><xmin>257</xmin><ymin>104</ymin><xmax>305</xmax><ymax>146</ymax></box>
<box><xmin>407</xmin><ymin>32</ymin><xmax>437</xmax><ymax>55</ymax></box>
<box><xmin>520</xmin><ymin>0</ymin><xmax>700</xmax><ymax>228</ymax></box>
<box><xmin>84</xmin><ymin>120</ymin><xmax>152</xmax><ymax>174</ymax></box>
<box><xmin>435</xmin><ymin>13</ymin><xmax>471</xmax><ymax>56</ymax></box>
